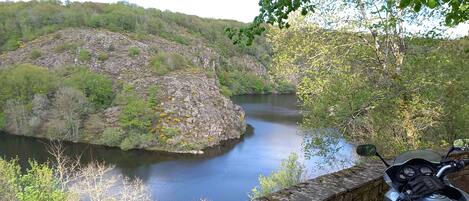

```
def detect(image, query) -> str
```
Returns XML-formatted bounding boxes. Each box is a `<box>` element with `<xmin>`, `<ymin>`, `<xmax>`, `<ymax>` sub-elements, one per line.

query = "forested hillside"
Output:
<box><xmin>0</xmin><ymin>1</ymin><xmax>293</xmax><ymax>153</ymax></box>
<box><xmin>0</xmin><ymin>0</ymin><xmax>294</xmax><ymax>95</ymax></box>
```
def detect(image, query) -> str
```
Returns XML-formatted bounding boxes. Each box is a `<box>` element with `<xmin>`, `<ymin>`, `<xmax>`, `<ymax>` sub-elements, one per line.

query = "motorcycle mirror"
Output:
<box><xmin>356</xmin><ymin>144</ymin><xmax>377</xmax><ymax>157</ymax></box>
<box><xmin>453</xmin><ymin>139</ymin><xmax>469</xmax><ymax>150</ymax></box>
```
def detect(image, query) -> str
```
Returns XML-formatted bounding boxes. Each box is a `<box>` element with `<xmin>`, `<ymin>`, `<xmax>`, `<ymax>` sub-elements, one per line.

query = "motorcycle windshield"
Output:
<box><xmin>393</xmin><ymin>149</ymin><xmax>442</xmax><ymax>165</ymax></box>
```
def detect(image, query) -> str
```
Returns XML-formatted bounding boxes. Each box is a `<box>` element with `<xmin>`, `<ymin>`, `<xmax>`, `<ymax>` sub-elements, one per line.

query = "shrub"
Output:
<box><xmin>250</xmin><ymin>153</ymin><xmax>305</xmax><ymax>200</ymax></box>
<box><xmin>150</xmin><ymin>52</ymin><xmax>191</xmax><ymax>75</ymax></box>
<box><xmin>119</xmin><ymin>133</ymin><xmax>148</xmax><ymax>151</ymax></box>
<box><xmin>78</xmin><ymin>48</ymin><xmax>91</xmax><ymax>61</ymax></box>
<box><xmin>116</xmin><ymin>85</ymin><xmax>159</xmax><ymax>150</ymax></box>
<box><xmin>48</xmin><ymin>87</ymin><xmax>90</xmax><ymax>141</ymax></box>
<box><xmin>99</xmin><ymin>127</ymin><xmax>125</xmax><ymax>146</ymax></box>
<box><xmin>54</xmin><ymin>43</ymin><xmax>79</xmax><ymax>53</ymax></box>
<box><xmin>30</xmin><ymin>49</ymin><xmax>42</xmax><ymax>60</ymax></box>
<box><xmin>220</xmin><ymin>85</ymin><xmax>233</xmax><ymax>97</ymax></box>
<box><xmin>3</xmin><ymin>100</ymin><xmax>33</xmax><ymax>135</ymax></box>
<box><xmin>0</xmin><ymin>158</ymin><xmax>68</xmax><ymax>201</ymax></box>
<box><xmin>119</xmin><ymin>97</ymin><xmax>154</xmax><ymax>133</ymax></box>
<box><xmin>0</xmin><ymin>64</ymin><xmax>57</xmax><ymax>106</ymax></box>
<box><xmin>97</xmin><ymin>52</ymin><xmax>109</xmax><ymax>61</ymax></box>
<box><xmin>128</xmin><ymin>47</ymin><xmax>140</xmax><ymax>57</ymax></box>
<box><xmin>0</xmin><ymin>157</ymin><xmax>19</xmax><ymax>200</ymax></box>
<box><xmin>62</xmin><ymin>67</ymin><xmax>114</xmax><ymax>109</ymax></box>
<box><xmin>0</xmin><ymin>112</ymin><xmax>5</xmax><ymax>129</ymax></box>
<box><xmin>218</xmin><ymin>70</ymin><xmax>272</xmax><ymax>95</ymax></box>
<box><xmin>276</xmin><ymin>81</ymin><xmax>296</xmax><ymax>94</ymax></box>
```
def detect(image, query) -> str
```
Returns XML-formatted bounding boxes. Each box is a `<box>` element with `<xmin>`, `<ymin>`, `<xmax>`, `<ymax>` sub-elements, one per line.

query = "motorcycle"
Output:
<box><xmin>356</xmin><ymin>139</ymin><xmax>469</xmax><ymax>201</ymax></box>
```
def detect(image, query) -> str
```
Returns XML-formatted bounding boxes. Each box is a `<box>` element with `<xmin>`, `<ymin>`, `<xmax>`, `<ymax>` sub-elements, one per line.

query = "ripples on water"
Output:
<box><xmin>0</xmin><ymin>94</ymin><xmax>357</xmax><ymax>201</ymax></box>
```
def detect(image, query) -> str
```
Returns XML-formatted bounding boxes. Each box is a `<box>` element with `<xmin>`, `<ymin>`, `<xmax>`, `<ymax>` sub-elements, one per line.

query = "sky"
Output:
<box><xmin>72</xmin><ymin>0</ymin><xmax>261</xmax><ymax>23</ymax></box>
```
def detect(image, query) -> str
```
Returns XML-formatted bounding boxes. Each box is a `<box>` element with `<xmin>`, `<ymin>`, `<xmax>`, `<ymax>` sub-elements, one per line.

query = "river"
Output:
<box><xmin>0</xmin><ymin>95</ymin><xmax>357</xmax><ymax>201</ymax></box>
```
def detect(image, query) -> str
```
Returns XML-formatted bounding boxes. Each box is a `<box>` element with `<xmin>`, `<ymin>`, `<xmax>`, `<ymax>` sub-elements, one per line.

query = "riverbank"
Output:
<box><xmin>0</xmin><ymin>95</ymin><xmax>357</xmax><ymax>201</ymax></box>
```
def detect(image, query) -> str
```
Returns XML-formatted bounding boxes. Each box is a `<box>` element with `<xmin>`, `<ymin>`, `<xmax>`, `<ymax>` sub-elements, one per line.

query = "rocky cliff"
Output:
<box><xmin>0</xmin><ymin>28</ymin><xmax>249</xmax><ymax>153</ymax></box>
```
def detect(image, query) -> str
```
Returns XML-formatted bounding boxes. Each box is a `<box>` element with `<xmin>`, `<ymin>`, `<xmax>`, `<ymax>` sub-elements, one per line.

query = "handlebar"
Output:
<box><xmin>436</xmin><ymin>159</ymin><xmax>467</xmax><ymax>178</ymax></box>
<box><xmin>464</xmin><ymin>159</ymin><xmax>469</xmax><ymax>166</ymax></box>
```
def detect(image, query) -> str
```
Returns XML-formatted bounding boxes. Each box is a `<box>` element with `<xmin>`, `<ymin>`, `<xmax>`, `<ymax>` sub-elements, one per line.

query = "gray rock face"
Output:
<box><xmin>0</xmin><ymin>28</ymin><xmax>248</xmax><ymax>153</ymax></box>
<box><xmin>153</xmin><ymin>71</ymin><xmax>246</xmax><ymax>152</ymax></box>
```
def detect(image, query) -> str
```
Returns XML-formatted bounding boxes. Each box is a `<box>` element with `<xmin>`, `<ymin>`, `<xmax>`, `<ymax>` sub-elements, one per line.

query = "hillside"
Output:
<box><xmin>0</xmin><ymin>1</ymin><xmax>295</xmax><ymax>95</ymax></box>
<box><xmin>0</xmin><ymin>1</ymin><xmax>286</xmax><ymax>153</ymax></box>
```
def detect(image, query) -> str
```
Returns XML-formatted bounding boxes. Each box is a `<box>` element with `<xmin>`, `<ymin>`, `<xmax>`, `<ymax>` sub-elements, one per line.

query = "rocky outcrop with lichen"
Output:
<box><xmin>0</xmin><ymin>28</ymin><xmax>251</xmax><ymax>153</ymax></box>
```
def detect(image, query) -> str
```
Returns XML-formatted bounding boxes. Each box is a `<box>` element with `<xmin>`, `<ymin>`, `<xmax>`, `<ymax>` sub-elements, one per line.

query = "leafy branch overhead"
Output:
<box><xmin>225</xmin><ymin>0</ymin><xmax>315</xmax><ymax>45</ymax></box>
<box><xmin>227</xmin><ymin>0</ymin><xmax>468</xmax><ymax>45</ymax></box>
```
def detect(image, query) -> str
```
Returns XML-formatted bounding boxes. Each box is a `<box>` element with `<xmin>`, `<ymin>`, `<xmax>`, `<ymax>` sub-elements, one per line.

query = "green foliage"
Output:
<box><xmin>30</xmin><ymin>49</ymin><xmax>42</xmax><ymax>60</ymax></box>
<box><xmin>97</xmin><ymin>52</ymin><xmax>109</xmax><ymax>61</ymax></box>
<box><xmin>0</xmin><ymin>112</ymin><xmax>5</xmax><ymax>129</ymax></box>
<box><xmin>119</xmin><ymin>132</ymin><xmax>151</xmax><ymax>151</ymax></box>
<box><xmin>148</xmin><ymin>85</ymin><xmax>160</xmax><ymax>108</ymax></box>
<box><xmin>220</xmin><ymin>85</ymin><xmax>233</xmax><ymax>97</ymax></box>
<box><xmin>398</xmin><ymin>0</ymin><xmax>468</xmax><ymax>26</ymax></box>
<box><xmin>229</xmin><ymin>0</ymin><xmax>468</xmax><ymax>45</ymax></box>
<box><xmin>128</xmin><ymin>47</ymin><xmax>140</xmax><ymax>57</ymax></box>
<box><xmin>250</xmin><ymin>153</ymin><xmax>305</xmax><ymax>200</ymax></box>
<box><xmin>119</xmin><ymin>96</ymin><xmax>154</xmax><ymax>133</ymax></box>
<box><xmin>149</xmin><ymin>52</ymin><xmax>191</xmax><ymax>75</ymax></box>
<box><xmin>0</xmin><ymin>157</ymin><xmax>20</xmax><ymax>200</ymax></box>
<box><xmin>0</xmin><ymin>64</ymin><xmax>57</xmax><ymax>107</ymax></box>
<box><xmin>78</xmin><ymin>48</ymin><xmax>91</xmax><ymax>61</ymax></box>
<box><xmin>115</xmin><ymin>85</ymin><xmax>158</xmax><ymax>150</ymax></box>
<box><xmin>17</xmin><ymin>160</ymin><xmax>68</xmax><ymax>201</ymax></box>
<box><xmin>99</xmin><ymin>127</ymin><xmax>125</xmax><ymax>146</ymax></box>
<box><xmin>275</xmin><ymin>81</ymin><xmax>296</xmax><ymax>94</ymax></box>
<box><xmin>54</xmin><ymin>43</ymin><xmax>79</xmax><ymax>53</ymax></box>
<box><xmin>0</xmin><ymin>1</ymin><xmax>269</xmax><ymax>65</ymax></box>
<box><xmin>269</xmin><ymin>15</ymin><xmax>469</xmax><ymax>156</ymax></box>
<box><xmin>0</xmin><ymin>158</ymin><xmax>68</xmax><ymax>201</ymax></box>
<box><xmin>218</xmin><ymin>70</ymin><xmax>273</xmax><ymax>95</ymax></box>
<box><xmin>62</xmin><ymin>67</ymin><xmax>114</xmax><ymax>109</ymax></box>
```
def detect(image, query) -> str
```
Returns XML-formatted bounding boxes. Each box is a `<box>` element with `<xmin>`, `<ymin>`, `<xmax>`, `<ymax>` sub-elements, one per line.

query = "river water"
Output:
<box><xmin>0</xmin><ymin>95</ymin><xmax>357</xmax><ymax>201</ymax></box>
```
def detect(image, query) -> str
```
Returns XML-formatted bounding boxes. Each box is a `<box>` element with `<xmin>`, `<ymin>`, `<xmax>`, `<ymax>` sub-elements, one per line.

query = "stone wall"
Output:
<box><xmin>257</xmin><ymin>151</ymin><xmax>469</xmax><ymax>201</ymax></box>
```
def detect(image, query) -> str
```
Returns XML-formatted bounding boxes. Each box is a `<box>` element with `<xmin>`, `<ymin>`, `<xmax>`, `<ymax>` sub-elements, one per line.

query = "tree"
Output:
<box><xmin>249</xmin><ymin>153</ymin><xmax>305</xmax><ymax>200</ymax></box>
<box><xmin>227</xmin><ymin>0</ymin><xmax>468</xmax><ymax>45</ymax></box>
<box><xmin>48</xmin><ymin>87</ymin><xmax>90</xmax><ymax>142</ymax></box>
<box><xmin>265</xmin><ymin>3</ymin><xmax>468</xmax><ymax>156</ymax></box>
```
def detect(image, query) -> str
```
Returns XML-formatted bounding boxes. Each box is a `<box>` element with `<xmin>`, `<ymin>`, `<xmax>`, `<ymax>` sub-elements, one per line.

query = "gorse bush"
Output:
<box><xmin>250</xmin><ymin>153</ymin><xmax>305</xmax><ymax>200</ymax></box>
<box><xmin>150</xmin><ymin>52</ymin><xmax>191</xmax><ymax>75</ymax></box>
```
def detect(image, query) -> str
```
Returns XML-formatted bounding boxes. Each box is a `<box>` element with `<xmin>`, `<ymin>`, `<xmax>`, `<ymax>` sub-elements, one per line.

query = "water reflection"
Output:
<box><xmin>0</xmin><ymin>94</ymin><xmax>357</xmax><ymax>201</ymax></box>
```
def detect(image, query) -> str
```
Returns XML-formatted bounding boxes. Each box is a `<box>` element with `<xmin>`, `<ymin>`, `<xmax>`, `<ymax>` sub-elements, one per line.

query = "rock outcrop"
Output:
<box><xmin>0</xmin><ymin>28</ymin><xmax>249</xmax><ymax>153</ymax></box>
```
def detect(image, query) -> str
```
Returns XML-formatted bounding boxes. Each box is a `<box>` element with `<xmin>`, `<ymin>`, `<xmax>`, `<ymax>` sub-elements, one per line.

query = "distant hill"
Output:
<box><xmin>0</xmin><ymin>1</ymin><xmax>295</xmax><ymax>95</ymax></box>
<box><xmin>0</xmin><ymin>1</ymin><xmax>293</xmax><ymax>153</ymax></box>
